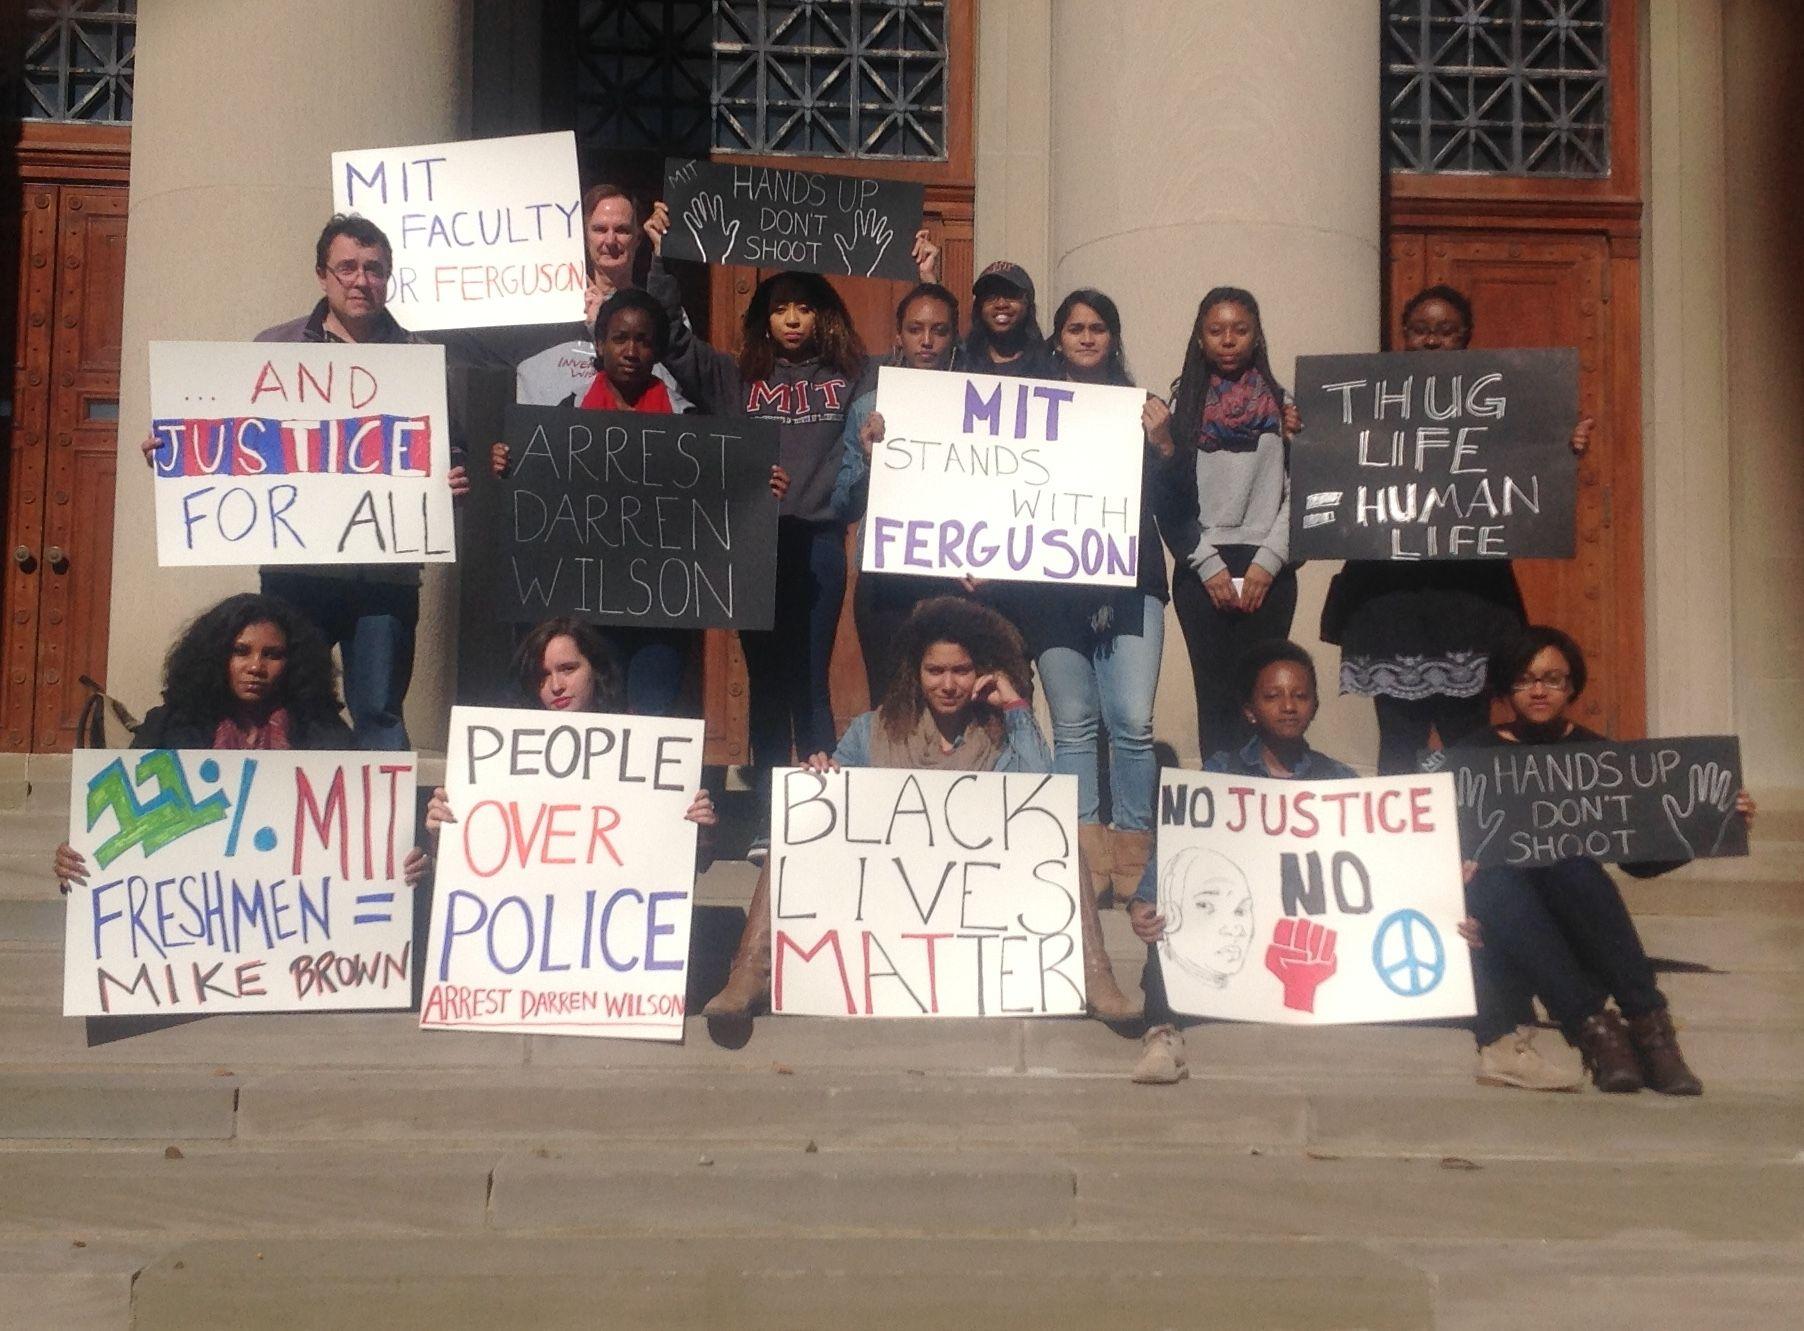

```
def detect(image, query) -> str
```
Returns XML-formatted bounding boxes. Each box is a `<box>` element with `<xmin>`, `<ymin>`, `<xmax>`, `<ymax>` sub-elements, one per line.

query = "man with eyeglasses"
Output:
<box><xmin>251</xmin><ymin>213</ymin><xmax>468</xmax><ymax>749</ymax></box>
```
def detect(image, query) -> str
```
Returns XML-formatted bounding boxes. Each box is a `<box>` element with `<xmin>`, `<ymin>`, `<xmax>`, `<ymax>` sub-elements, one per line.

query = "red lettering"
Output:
<box><xmin>235</xmin><ymin>960</ymin><xmax>266</xmax><ymax>997</ymax></box>
<box><xmin>1376</xmin><ymin>789</ymin><xmax>1407</xmax><ymax>834</ymax></box>
<box><xmin>1226</xmin><ymin>786</ymin><xmax>1254</xmax><ymax>833</ymax></box>
<box><xmin>774</xmin><ymin>929</ymin><xmax>855</xmax><ymax>1014</ymax></box>
<box><xmin>293</xmin><ymin>767</ymin><xmax>349</xmax><ymax>876</ymax></box>
<box><xmin>588</xmin><ymin>805</ymin><xmax>622</xmax><ymax>866</ymax></box>
<box><xmin>249</xmin><ymin>359</ymin><xmax>288</xmax><ymax>404</ymax></box>
<box><xmin>540</xmin><ymin>803</ymin><xmax>580</xmax><ymax>865</ymax></box>
<box><xmin>1410</xmin><ymin>785</ymin><xmax>1435</xmax><ymax>832</ymax></box>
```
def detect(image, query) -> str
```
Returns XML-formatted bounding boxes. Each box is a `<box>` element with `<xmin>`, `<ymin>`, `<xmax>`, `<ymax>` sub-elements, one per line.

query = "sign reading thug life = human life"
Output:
<box><xmin>864</xmin><ymin>366</ymin><xmax>1146</xmax><ymax>587</ymax></box>
<box><xmin>422</xmin><ymin>707</ymin><xmax>704</xmax><ymax>1040</ymax></box>
<box><xmin>1289</xmin><ymin>348</ymin><xmax>1579</xmax><ymax>560</ymax></box>
<box><xmin>148</xmin><ymin>342</ymin><xmax>454</xmax><ymax>568</ymax></box>
<box><xmin>333</xmin><ymin>131</ymin><xmax>584</xmax><ymax>330</ymax></box>
<box><xmin>769</xmin><ymin>769</ymin><xmax>1086</xmax><ymax>1018</ymax></box>
<box><xmin>1154</xmin><ymin>770</ymin><xmax>1474</xmax><ymax>1025</ymax></box>
<box><xmin>63</xmin><ymin>749</ymin><xmax>417</xmax><ymax>1016</ymax></box>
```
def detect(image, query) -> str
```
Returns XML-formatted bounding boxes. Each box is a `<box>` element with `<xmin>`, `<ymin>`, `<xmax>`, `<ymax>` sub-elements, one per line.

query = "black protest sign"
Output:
<box><xmin>492</xmin><ymin>404</ymin><xmax>780</xmax><ymax>630</ymax></box>
<box><xmin>1290</xmin><ymin>348</ymin><xmax>1579</xmax><ymax>560</ymax></box>
<box><xmin>661</xmin><ymin>157</ymin><xmax>925</xmax><ymax>281</ymax></box>
<box><xmin>1445</xmin><ymin>735</ymin><xmax>1748</xmax><ymax>868</ymax></box>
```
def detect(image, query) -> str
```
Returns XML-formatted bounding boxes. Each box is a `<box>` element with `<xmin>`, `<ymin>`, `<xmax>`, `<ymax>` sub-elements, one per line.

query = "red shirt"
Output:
<box><xmin>580</xmin><ymin>374</ymin><xmax>674</xmax><ymax>414</ymax></box>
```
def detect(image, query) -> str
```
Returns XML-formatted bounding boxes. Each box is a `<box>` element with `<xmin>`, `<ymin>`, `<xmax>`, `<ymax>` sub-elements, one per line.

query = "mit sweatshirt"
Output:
<box><xmin>648</xmin><ymin>262</ymin><xmax>872</xmax><ymax>523</ymax></box>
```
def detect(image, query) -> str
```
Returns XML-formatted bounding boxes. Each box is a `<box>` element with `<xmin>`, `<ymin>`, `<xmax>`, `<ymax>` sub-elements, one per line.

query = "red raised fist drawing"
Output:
<box><xmin>1264</xmin><ymin>917</ymin><xmax>1338</xmax><ymax>1013</ymax></box>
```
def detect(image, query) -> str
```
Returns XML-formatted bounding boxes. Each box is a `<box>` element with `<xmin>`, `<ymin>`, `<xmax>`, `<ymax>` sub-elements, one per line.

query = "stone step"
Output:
<box><xmin>0</xmin><ymin>1239</ymin><xmax>154</xmax><ymax>1331</ymax></box>
<box><xmin>0</xmin><ymin>1071</ymin><xmax>237</xmax><ymax>1141</ymax></box>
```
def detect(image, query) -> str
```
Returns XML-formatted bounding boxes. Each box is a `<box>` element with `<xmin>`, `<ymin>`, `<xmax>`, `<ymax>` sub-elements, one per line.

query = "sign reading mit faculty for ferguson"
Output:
<box><xmin>492</xmin><ymin>404</ymin><xmax>781</xmax><ymax>630</ymax></box>
<box><xmin>63</xmin><ymin>749</ymin><xmax>418</xmax><ymax>1016</ymax></box>
<box><xmin>862</xmin><ymin>365</ymin><xmax>1145</xmax><ymax>587</ymax></box>
<box><xmin>332</xmin><ymin>130</ymin><xmax>585</xmax><ymax>330</ymax></box>
<box><xmin>1153</xmin><ymin>769</ymin><xmax>1473</xmax><ymax>1026</ymax></box>
<box><xmin>421</xmin><ymin>706</ymin><xmax>704</xmax><ymax>1040</ymax></box>
<box><xmin>148</xmin><ymin>341</ymin><xmax>454</xmax><ymax>567</ymax></box>
<box><xmin>1289</xmin><ymin>347</ymin><xmax>1578</xmax><ymax>560</ymax></box>
<box><xmin>660</xmin><ymin>157</ymin><xmax>925</xmax><ymax>282</ymax></box>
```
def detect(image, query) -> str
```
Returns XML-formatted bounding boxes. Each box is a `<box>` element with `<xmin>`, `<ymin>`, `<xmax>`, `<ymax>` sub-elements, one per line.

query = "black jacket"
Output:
<box><xmin>133</xmin><ymin>703</ymin><xmax>356</xmax><ymax>751</ymax></box>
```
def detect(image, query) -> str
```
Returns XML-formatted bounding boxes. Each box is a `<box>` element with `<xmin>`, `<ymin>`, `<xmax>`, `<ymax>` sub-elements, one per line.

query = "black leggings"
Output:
<box><xmin>1171</xmin><ymin>553</ymin><xmax>1298</xmax><ymax>760</ymax></box>
<box><xmin>1373</xmin><ymin>692</ymin><xmax>1491</xmax><ymax>776</ymax></box>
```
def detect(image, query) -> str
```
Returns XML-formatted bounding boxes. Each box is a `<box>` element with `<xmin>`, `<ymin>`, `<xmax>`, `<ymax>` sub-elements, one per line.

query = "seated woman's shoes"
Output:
<box><xmin>1574</xmin><ymin>1010</ymin><xmax>1644</xmax><ymax>1093</ymax></box>
<box><xmin>1475</xmin><ymin>1025</ymin><xmax>1583</xmax><ymax>1092</ymax></box>
<box><xmin>701</xmin><ymin>967</ymin><xmax>766</xmax><ymax>1019</ymax></box>
<box><xmin>1131</xmin><ymin>1025</ymin><xmax>1188</xmax><ymax>1084</ymax></box>
<box><xmin>1625</xmin><ymin>1009</ymin><xmax>1704</xmax><ymax>1096</ymax></box>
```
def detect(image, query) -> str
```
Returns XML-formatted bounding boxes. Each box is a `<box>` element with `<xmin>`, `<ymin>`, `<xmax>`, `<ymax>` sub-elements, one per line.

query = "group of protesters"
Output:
<box><xmin>51</xmin><ymin>182</ymin><xmax>1756</xmax><ymax>1098</ymax></box>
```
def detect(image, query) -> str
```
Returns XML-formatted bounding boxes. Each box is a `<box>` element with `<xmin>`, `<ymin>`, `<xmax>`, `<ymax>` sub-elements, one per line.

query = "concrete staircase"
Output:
<box><xmin>1</xmin><ymin>755</ymin><xmax>1799</xmax><ymax>1328</ymax></box>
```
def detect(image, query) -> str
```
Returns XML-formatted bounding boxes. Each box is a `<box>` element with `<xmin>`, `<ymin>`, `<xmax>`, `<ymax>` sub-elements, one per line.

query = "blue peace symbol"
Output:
<box><xmin>1371</xmin><ymin>909</ymin><xmax>1446</xmax><ymax>998</ymax></box>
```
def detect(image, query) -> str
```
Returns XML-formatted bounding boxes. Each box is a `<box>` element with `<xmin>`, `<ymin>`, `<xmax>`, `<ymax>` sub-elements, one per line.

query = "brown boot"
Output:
<box><xmin>1077</xmin><ymin>844</ymin><xmax>1141</xmax><ymax>1022</ymax></box>
<box><xmin>1108</xmin><ymin>828</ymin><xmax>1153</xmax><ymax>907</ymax></box>
<box><xmin>1078</xmin><ymin>822</ymin><xmax>1114</xmax><ymax>901</ymax></box>
<box><xmin>1625</xmin><ymin>1009</ymin><xmax>1704</xmax><ymax>1095</ymax></box>
<box><xmin>702</xmin><ymin>864</ymin><xmax>773</xmax><ymax>1018</ymax></box>
<box><xmin>1574</xmin><ymin>1010</ymin><xmax>1644</xmax><ymax>1093</ymax></box>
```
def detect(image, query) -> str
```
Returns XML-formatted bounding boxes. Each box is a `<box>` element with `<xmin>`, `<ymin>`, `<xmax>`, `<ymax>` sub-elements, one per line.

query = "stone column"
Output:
<box><xmin>107</xmin><ymin>0</ymin><xmax>470</xmax><ymax>748</ymax></box>
<box><xmin>1044</xmin><ymin>0</ymin><xmax>1383</xmax><ymax>766</ymax></box>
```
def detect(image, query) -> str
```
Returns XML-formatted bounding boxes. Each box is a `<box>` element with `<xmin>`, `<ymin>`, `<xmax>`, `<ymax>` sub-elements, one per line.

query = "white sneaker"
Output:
<box><xmin>1131</xmin><ymin>1024</ymin><xmax>1189</xmax><ymax>1084</ymax></box>
<box><xmin>1476</xmin><ymin>1024</ymin><xmax>1583</xmax><ymax>1092</ymax></box>
<box><xmin>745</xmin><ymin>837</ymin><xmax>769</xmax><ymax>867</ymax></box>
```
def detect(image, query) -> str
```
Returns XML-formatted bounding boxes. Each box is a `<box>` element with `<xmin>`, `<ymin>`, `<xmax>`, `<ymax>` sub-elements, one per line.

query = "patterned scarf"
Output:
<box><xmin>212</xmin><ymin>708</ymin><xmax>293</xmax><ymax>750</ymax></box>
<box><xmin>1198</xmin><ymin>366</ymin><xmax>1280</xmax><ymax>453</ymax></box>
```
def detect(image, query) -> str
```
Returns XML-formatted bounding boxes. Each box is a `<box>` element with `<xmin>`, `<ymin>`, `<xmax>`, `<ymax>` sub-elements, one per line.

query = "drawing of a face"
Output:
<box><xmin>1159</xmin><ymin>847</ymin><xmax>1256</xmax><ymax>988</ymax></box>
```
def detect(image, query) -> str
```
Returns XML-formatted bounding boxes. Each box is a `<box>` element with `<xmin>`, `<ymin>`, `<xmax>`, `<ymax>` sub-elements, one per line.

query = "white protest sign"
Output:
<box><xmin>148</xmin><ymin>341</ymin><xmax>453</xmax><ymax>567</ymax></box>
<box><xmin>422</xmin><ymin>706</ymin><xmax>704</xmax><ymax>1039</ymax></box>
<box><xmin>768</xmin><ymin>767</ymin><xmax>1085</xmax><ymax>1017</ymax></box>
<box><xmin>333</xmin><ymin>131</ymin><xmax>585</xmax><ymax>330</ymax></box>
<box><xmin>864</xmin><ymin>365</ymin><xmax>1145</xmax><ymax>586</ymax></box>
<box><xmin>1153</xmin><ymin>769</ymin><xmax>1473</xmax><ymax>1025</ymax></box>
<box><xmin>63</xmin><ymin>749</ymin><xmax>417</xmax><ymax>1016</ymax></box>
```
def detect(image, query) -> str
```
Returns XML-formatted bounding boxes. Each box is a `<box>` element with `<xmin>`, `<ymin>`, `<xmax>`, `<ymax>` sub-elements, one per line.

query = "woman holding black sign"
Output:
<box><xmin>1155</xmin><ymin>287</ymin><xmax>1304</xmax><ymax>762</ymax></box>
<box><xmin>702</xmin><ymin>596</ymin><xmax>1139</xmax><ymax>1025</ymax></box>
<box><xmin>1321</xmin><ymin>285</ymin><xmax>1594</xmax><ymax>774</ymax></box>
<box><xmin>1452</xmin><ymin>625</ymin><xmax>1754</xmax><ymax>1095</ymax></box>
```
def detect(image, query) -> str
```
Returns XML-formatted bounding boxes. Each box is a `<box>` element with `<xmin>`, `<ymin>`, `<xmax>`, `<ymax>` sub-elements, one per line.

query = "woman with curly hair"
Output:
<box><xmin>702</xmin><ymin>597</ymin><xmax>1139</xmax><ymax>1023</ymax></box>
<box><xmin>52</xmin><ymin>594</ymin><xmax>433</xmax><ymax>889</ymax></box>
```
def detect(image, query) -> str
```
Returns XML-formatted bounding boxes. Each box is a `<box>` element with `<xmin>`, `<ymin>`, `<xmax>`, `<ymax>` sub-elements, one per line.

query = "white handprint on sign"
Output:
<box><xmin>1660</xmin><ymin>760</ymin><xmax>1738</xmax><ymax>857</ymax></box>
<box><xmin>682</xmin><ymin>193</ymin><xmax>740</xmax><ymax>264</ymax></box>
<box><xmin>833</xmin><ymin>208</ymin><xmax>895</xmax><ymax>277</ymax></box>
<box><xmin>1455</xmin><ymin>767</ymin><xmax>1505</xmax><ymax>861</ymax></box>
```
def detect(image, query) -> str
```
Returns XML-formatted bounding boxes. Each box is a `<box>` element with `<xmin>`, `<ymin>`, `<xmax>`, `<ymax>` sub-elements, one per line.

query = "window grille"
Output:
<box><xmin>20</xmin><ymin>0</ymin><xmax>136</xmax><ymax>124</ymax></box>
<box><xmin>1385</xmin><ymin>0</ymin><xmax>1609</xmax><ymax>177</ymax></box>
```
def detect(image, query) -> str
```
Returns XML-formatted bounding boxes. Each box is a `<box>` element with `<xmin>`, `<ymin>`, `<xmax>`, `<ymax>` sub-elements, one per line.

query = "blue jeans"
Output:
<box><xmin>605</xmin><ymin>628</ymin><xmax>689</xmax><ymax>717</ymax></box>
<box><xmin>261</xmin><ymin>572</ymin><xmax>416</xmax><ymax>751</ymax></box>
<box><xmin>1034</xmin><ymin>592</ymin><xmax>1164</xmax><ymax>831</ymax></box>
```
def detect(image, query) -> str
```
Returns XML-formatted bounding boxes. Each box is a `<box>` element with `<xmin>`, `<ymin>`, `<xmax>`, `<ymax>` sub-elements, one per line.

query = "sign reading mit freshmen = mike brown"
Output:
<box><xmin>1153</xmin><ymin>769</ymin><xmax>1474</xmax><ymax>1025</ymax></box>
<box><xmin>1289</xmin><ymin>348</ymin><xmax>1579</xmax><ymax>560</ymax></box>
<box><xmin>490</xmin><ymin>404</ymin><xmax>780</xmax><ymax>630</ymax></box>
<box><xmin>660</xmin><ymin>157</ymin><xmax>926</xmax><ymax>282</ymax></box>
<box><xmin>863</xmin><ymin>365</ymin><xmax>1145</xmax><ymax>587</ymax></box>
<box><xmin>1443</xmin><ymin>735</ymin><xmax>1749</xmax><ymax>868</ymax></box>
<box><xmin>332</xmin><ymin>131</ymin><xmax>585</xmax><ymax>330</ymax></box>
<box><xmin>148</xmin><ymin>341</ymin><xmax>454</xmax><ymax>567</ymax></box>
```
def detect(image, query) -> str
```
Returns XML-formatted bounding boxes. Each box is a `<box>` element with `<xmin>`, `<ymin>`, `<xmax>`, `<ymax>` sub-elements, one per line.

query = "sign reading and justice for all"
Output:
<box><xmin>492</xmin><ymin>404</ymin><xmax>781</xmax><ymax>630</ymax></box>
<box><xmin>863</xmin><ymin>366</ymin><xmax>1145</xmax><ymax>587</ymax></box>
<box><xmin>63</xmin><ymin>749</ymin><xmax>417</xmax><ymax>1016</ymax></box>
<box><xmin>421</xmin><ymin>707</ymin><xmax>704</xmax><ymax>1040</ymax></box>
<box><xmin>768</xmin><ymin>768</ymin><xmax>1086</xmax><ymax>1018</ymax></box>
<box><xmin>148</xmin><ymin>341</ymin><xmax>454</xmax><ymax>567</ymax></box>
<box><xmin>1289</xmin><ymin>348</ymin><xmax>1579</xmax><ymax>561</ymax></box>
<box><xmin>1153</xmin><ymin>770</ymin><xmax>1473</xmax><ymax>1025</ymax></box>
<box><xmin>332</xmin><ymin>131</ymin><xmax>585</xmax><ymax>330</ymax></box>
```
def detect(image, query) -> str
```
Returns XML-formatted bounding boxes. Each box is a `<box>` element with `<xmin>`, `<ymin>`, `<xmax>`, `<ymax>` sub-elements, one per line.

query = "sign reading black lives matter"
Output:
<box><xmin>1290</xmin><ymin>348</ymin><xmax>1579</xmax><ymax>560</ymax></box>
<box><xmin>493</xmin><ymin>405</ymin><xmax>780</xmax><ymax>631</ymax></box>
<box><xmin>1444</xmin><ymin>735</ymin><xmax>1749</xmax><ymax>868</ymax></box>
<box><xmin>661</xmin><ymin>157</ymin><xmax>926</xmax><ymax>282</ymax></box>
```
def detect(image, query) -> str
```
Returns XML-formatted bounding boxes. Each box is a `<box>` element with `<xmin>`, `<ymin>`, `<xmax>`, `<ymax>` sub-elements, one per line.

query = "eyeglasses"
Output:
<box><xmin>1404</xmin><ymin>320</ymin><xmax>1466</xmax><ymax>340</ymax></box>
<box><xmin>1510</xmin><ymin>672</ymin><xmax>1572</xmax><ymax>693</ymax></box>
<box><xmin>325</xmin><ymin>260</ymin><xmax>390</xmax><ymax>283</ymax></box>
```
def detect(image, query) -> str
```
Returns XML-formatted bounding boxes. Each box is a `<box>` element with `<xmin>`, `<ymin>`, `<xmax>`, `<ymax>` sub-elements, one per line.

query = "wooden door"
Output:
<box><xmin>1</xmin><ymin>127</ymin><xmax>129</xmax><ymax>753</ymax></box>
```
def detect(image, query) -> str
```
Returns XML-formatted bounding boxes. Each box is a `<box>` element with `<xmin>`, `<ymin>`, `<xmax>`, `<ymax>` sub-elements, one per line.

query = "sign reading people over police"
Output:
<box><xmin>660</xmin><ymin>157</ymin><xmax>925</xmax><ymax>281</ymax></box>
<box><xmin>148</xmin><ymin>341</ymin><xmax>454</xmax><ymax>567</ymax></box>
<box><xmin>422</xmin><ymin>706</ymin><xmax>704</xmax><ymax>1040</ymax></box>
<box><xmin>768</xmin><ymin>768</ymin><xmax>1085</xmax><ymax>1017</ymax></box>
<box><xmin>333</xmin><ymin>131</ymin><xmax>584</xmax><ymax>330</ymax></box>
<box><xmin>1443</xmin><ymin>735</ymin><xmax>1749</xmax><ymax>868</ymax></box>
<box><xmin>1153</xmin><ymin>769</ymin><xmax>1473</xmax><ymax>1025</ymax></box>
<box><xmin>63</xmin><ymin>749</ymin><xmax>417</xmax><ymax>1016</ymax></box>
<box><xmin>1290</xmin><ymin>348</ymin><xmax>1579</xmax><ymax>560</ymax></box>
<box><xmin>862</xmin><ymin>365</ymin><xmax>1145</xmax><ymax>587</ymax></box>
<box><xmin>490</xmin><ymin>404</ymin><xmax>781</xmax><ymax>630</ymax></box>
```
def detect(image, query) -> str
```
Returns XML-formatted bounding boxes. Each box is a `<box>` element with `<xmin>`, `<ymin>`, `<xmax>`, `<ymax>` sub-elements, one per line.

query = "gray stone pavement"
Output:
<box><xmin>1</xmin><ymin>764</ymin><xmax>1799</xmax><ymax>1327</ymax></box>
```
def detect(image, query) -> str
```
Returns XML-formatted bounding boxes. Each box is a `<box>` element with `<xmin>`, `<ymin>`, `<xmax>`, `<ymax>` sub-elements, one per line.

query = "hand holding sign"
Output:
<box><xmin>834</xmin><ymin>208</ymin><xmax>895</xmax><ymax>278</ymax></box>
<box><xmin>1660</xmin><ymin>760</ymin><xmax>1738</xmax><ymax>857</ymax></box>
<box><xmin>1264</xmin><ymin>917</ymin><xmax>1338</xmax><ymax>1013</ymax></box>
<box><xmin>682</xmin><ymin>193</ymin><xmax>740</xmax><ymax>264</ymax></box>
